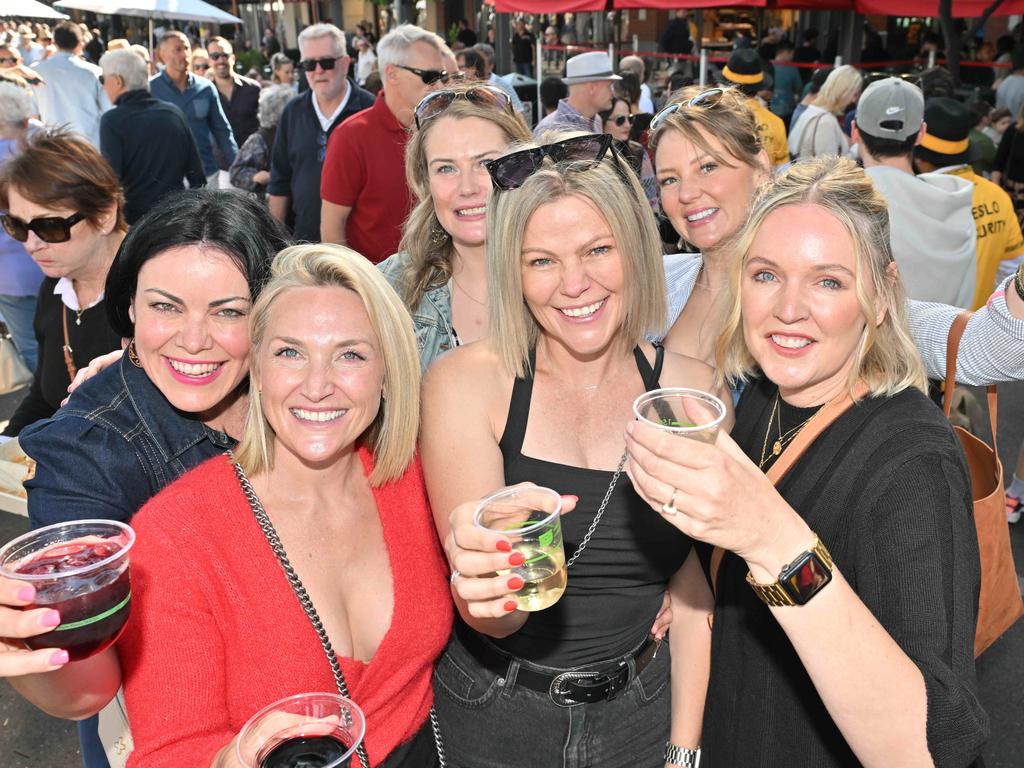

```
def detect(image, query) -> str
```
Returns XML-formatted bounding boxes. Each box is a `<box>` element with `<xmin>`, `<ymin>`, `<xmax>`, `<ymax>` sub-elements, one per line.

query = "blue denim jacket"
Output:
<box><xmin>378</xmin><ymin>252</ymin><xmax>457</xmax><ymax>371</ymax></box>
<box><xmin>20</xmin><ymin>354</ymin><xmax>235</xmax><ymax>529</ymax></box>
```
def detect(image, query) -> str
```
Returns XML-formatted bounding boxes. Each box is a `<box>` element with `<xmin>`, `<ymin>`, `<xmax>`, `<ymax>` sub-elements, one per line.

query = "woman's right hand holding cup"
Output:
<box><xmin>0</xmin><ymin>576</ymin><xmax>67</xmax><ymax>676</ymax></box>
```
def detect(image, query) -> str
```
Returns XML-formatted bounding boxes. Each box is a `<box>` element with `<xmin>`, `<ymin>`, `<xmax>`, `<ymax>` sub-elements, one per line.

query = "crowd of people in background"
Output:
<box><xmin>1</xmin><ymin>9</ymin><xmax>1024</xmax><ymax>768</ymax></box>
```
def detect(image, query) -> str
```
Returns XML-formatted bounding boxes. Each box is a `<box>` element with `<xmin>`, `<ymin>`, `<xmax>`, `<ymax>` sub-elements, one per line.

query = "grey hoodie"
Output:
<box><xmin>865</xmin><ymin>165</ymin><xmax>977</xmax><ymax>308</ymax></box>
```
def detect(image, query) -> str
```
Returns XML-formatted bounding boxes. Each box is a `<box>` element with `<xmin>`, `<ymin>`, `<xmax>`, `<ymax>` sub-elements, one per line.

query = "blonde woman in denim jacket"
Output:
<box><xmin>377</xmin><ymin>82</ymin><xmax>530</xmax><ymax>371</ymax></box>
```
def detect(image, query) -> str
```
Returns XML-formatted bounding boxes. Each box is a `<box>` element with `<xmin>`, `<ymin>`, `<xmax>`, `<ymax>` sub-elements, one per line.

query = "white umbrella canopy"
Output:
<box><xmin>3</xmin><ymin>0</ymin><xmax>70</xmax><ymax>20</ymax></box>
<box><xmin>53</xmin><ymin>0</ymin><xmax>241</xmax><ymax>24</ymax></box>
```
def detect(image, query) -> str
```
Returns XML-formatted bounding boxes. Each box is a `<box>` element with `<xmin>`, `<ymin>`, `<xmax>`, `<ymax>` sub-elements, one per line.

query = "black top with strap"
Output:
<box><xmin>493</xmin><ymin>344</ymin><xmax>692</xmax><ymax>668</ymax></box>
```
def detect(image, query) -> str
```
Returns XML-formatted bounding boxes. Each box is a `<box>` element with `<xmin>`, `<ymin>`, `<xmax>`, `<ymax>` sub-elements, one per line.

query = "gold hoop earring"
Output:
<box><xmin>127</xmin><ymin>339</ymin><xmax>142</xmax><ymax>368</ymax></box>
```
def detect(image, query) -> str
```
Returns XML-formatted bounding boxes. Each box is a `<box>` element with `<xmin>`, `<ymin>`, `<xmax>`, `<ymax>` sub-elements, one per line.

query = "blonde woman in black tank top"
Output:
<box><xmin>420</xmin><ymin>132</ymin><xmax>732</xmax><ymax>767</ymax></box>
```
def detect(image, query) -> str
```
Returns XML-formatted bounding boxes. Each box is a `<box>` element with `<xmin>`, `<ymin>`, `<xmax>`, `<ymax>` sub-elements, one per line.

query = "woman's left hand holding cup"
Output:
<box><xmin>624</xmin><ymin>420</ymin><xmax>811</xmax><ymax>576</ymax></box>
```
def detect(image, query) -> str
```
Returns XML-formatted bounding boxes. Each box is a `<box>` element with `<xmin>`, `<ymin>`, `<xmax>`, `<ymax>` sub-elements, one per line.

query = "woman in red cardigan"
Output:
<box><xmin>117</xmin><ymin>244</ymin><xmax>452</xmax><ymax>767</ymax></box>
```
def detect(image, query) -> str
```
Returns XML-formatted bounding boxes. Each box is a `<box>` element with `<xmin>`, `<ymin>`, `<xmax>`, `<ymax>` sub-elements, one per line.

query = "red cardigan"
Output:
<box><xmin>118</xmin><ymin>450</ymin><xmax>452</xmax><ymax>767</ymax></box>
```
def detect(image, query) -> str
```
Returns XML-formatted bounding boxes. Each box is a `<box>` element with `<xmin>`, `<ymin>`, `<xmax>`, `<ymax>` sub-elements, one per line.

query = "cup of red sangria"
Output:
<box><xmin>0</xmin><ymin>519</ymin><xmax>135</xmax><ymax>661</ymax></box>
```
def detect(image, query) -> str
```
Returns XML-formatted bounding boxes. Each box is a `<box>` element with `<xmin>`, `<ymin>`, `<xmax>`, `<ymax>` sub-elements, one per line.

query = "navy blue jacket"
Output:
<box><xmin>20</xmin><ymin>355</ymin><xmax>236</xmax><ymax>528</ymax></box>
<box><xmin>100</xmin><ymin>89</ymin><xmax>207</xmax><ymax>224</ymax></box>
<box><xmin>268</xmin><ymin>83</ymin><xmax>375</xmax><ymax>242</ymax></box>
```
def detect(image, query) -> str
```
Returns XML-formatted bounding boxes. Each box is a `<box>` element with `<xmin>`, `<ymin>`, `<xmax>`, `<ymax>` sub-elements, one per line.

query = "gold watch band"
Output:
<box><xmin>746</xmin><ymin>535</ymin><xmax>833</xmax><ymax>606</ymax></box>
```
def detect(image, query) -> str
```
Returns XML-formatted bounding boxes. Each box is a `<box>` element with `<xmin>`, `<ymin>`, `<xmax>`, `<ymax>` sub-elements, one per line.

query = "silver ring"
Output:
<box><xmin>661</xmin><ymin>488</ymin><xmax>679</xmax><ymax>516</ymax></box>
<box><xmin>450</xmin><ymin>569</ymin><xmax>461</xmax><ymax>585</ymax></box>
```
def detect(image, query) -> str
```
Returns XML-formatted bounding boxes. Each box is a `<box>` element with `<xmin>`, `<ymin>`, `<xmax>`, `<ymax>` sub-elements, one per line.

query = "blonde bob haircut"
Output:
<box><xmin>487</xmin><ymin>131</ymin><xmax>667</xmax><ymax>379</ymax></box>
<box><xmin>397</xmin><ymin>82</ymin><xmax>531</xmax><ymax>311</ymax></box>
<box><xmin>235</xmin><ymin>244</ymin><xmax>420</xmax><ymax>486</ymax></box>
<box><xmin>714</xmin><ymin>156</ymin><xmax>927</xmax><ymax>399</ymax></box>
<box><xmin>813</xmin><ymin>65</ymin><xmax>863</xmax><ymax>117</ymax></box>
<box><xmin>649</xmin><ymin>85</ymin><xmax>764</xmax><ymax>171</ymax></box>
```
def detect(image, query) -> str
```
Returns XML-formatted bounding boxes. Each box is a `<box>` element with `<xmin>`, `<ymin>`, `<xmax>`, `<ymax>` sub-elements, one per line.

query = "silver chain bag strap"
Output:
<box><xmin>231</xmin><ymin>459</ymin><xmax>447</xmax><ymax>768</ymax></box>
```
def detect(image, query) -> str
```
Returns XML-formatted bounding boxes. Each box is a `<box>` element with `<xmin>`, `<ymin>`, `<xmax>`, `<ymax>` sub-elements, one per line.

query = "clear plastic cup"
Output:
<box><xmin>632</xmin><ymin>387</ymin><xmax>727</xmax><ymax>444</ymax></box>
<box><xmin>474</xmin><ymin>486</ymin><xmax>566</xmax><ymax>612</ymax></box>
<box><xmin>0</xmin><ymin>519</ymin><xmax>135</xmax><ymax>661</ymax></box>
<box><xmin>237</xmin><ymin>692</ymin><xmax>366</xmax><ymax>768</ymax></box>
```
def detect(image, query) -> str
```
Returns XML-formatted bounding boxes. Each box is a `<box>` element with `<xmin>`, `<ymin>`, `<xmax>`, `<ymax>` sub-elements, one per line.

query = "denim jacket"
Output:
<box><xmin>378</xmin><ymin>252</ymin><xmax>457</xmax><ymax>371</ymax></box>
<box><xmin>20</xmin><ymin>354</ymin><xmax>236</xmax><ymax>529</ymax></box>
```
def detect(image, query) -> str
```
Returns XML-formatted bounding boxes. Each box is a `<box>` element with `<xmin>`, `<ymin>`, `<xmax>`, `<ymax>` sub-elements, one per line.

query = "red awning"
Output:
<box><xmin>493</xmin><ymin>0</ymin><xmax>606</xmax><ymax>11</ymax></box>
<box><xmin>613</xmin><ymin>0</ymin><xmax>1024</xmax><ymax>14</ymax></box>
<box><xmin>855</xmin><ymin>0</ymin><xmax>1024</xmax><ymax>14</ymax></box>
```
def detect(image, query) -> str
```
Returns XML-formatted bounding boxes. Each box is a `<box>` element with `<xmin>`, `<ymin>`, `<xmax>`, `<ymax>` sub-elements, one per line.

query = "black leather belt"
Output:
<box><xmin>454</xmin><ymin>622</ymin><xmax>661</xmax><ymax>708</ymax></box>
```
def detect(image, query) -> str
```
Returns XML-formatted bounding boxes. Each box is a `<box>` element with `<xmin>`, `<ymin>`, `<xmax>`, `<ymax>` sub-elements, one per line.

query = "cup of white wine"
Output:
<box><xmin>632</xmin><ymin>387</ymin><xmax>727</xmax><ymax>444</ymax></box>
<box><xmin>473</xmin><ymin>486</ymin><xmax>565</xmax><ymax>612</ymax></box>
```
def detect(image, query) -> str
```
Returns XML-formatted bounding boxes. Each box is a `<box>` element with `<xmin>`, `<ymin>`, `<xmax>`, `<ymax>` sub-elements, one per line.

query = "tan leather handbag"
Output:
<box><xmin>945</xmin><ymin>312</ymin><xmax>1024</xmax><ymax>657</ymax></box>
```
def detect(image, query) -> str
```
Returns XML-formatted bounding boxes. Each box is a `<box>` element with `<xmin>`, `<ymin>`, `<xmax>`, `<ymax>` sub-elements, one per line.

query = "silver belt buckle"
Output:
<box><xmin>548</xmin><ymin>670</ymin><xmax>597</xmax><ymax>707</ymax></box>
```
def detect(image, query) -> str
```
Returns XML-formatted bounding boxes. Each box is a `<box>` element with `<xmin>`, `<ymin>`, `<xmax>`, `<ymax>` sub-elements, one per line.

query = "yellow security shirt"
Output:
<box><xmin>748</xmin><ymin>98</ymin><xmax>790</xmax><ymax>168</ymax></box>
<box><xmin>945</xmin><ymin>165</ymin><xmax>1024</xmax><ymax>309</ymax></box>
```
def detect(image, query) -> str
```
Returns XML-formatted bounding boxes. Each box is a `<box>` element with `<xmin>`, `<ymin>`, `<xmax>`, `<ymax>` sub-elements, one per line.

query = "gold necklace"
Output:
<box><xmin>452</xmin><ymin>274</ymin><xmax>486</xmax><ymax>306</ymax></box>
<box><xmin>758</xmin><ymin>394</ymin><xmax>818</xmax><ymax>469</ymax></box>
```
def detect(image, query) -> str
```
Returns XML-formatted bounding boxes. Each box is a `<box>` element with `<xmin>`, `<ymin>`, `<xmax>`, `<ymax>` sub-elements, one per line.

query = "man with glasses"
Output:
<box><xmin>268</xmin><ymin>23</ymin><xmax>373</xmax><ymax>243</ymax></box>
<box><xmin>320</xmin><ymin>23</ymin><xmax>444</xmax><ymax>262</ymax></box>
<box><xmin>149</xmin><ymin>30</ymin><xmax>237</xmax><ymax>189</ymax></box>
<box><xmin>206</xmin><ymin>37</ymin><xmax>261</xmax><ymax>148</ymax></box>
<box><xmin>30</xmin><ymin>21</ymin><xmax>108</xmax><ymax>147</ymax></box>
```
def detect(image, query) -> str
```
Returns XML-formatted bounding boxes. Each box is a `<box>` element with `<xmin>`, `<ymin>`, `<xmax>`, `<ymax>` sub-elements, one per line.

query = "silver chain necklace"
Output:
<box><xmin>231</xmin><ymin>458</ymin><xmax>447</xmax><ymax>768</ymax></box>
<box><xmin>565</xmin><ymin>449</ymin><xmax>628</xmax><ymax>569</ymax></box>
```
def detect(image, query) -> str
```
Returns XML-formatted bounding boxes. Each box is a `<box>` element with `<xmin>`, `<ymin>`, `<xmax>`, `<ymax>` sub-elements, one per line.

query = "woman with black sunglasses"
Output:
<box><xmin>0</xmin><ymin>128</ymin><xmax>123</xmax><ymax>438</ymax></box>
<box><xmin>599</xmin><ymin>96</ymin><xmax>657</xmax><ymax>211</ymax></box>
<box><xmin>421</xmin><ymin>131</ymin><xmax>730</xmax><ymax>767</ymax></box>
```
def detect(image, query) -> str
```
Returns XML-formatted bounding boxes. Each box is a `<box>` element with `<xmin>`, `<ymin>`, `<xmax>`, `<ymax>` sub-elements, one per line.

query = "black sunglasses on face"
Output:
<box><xmin>414</xmin><ymin>85</ymin><xmax>513</xmax><ymax>129</ymax></box>
<box><xmin>193</xmin><ymin>63</ymin><xmax>210</xmax><ymax>71</ymax></box>
<box><xmin>610</xmin><ymin>114</ymin><xmax>635</xmax><ymax>127</ymax></box>
<box><xmin>2</xmin><ymin>211</ymin><xmax>87</xmax><ymax>243</ymax></box>
<box><xmin>300</xmin><ymin>56</ymin><xmax>341</xmax><ymax>72</ymax></box>
<box><xmin>0</xmin><ymin>57</ymin><xmax>16</xmax><ymax>65</ymax></box>
<box><xmin>650</xmin><ymin>87</ymin><xmax>725</xmax><ymax>131</ymax></box>
<box><xmin>396</xmin><ymin>64</ymin><xmax>447</xmax><ymax>85</ymax></box>
<box><xmin>485</xmin><ymin>134</ymin><xmax>619</xmax><ymax>191</ymax></box>
<box><xmin>208</xmin><ymin>52</ymin><xmax>230</xmax><ymax>61</ymax></box>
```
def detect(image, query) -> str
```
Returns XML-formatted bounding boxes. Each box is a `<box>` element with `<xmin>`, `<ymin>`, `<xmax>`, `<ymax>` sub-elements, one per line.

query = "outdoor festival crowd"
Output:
<box><xmin>1</xmin><ymin>10</ymin><xmax>1024</xmax><ymax>768</ymax></box>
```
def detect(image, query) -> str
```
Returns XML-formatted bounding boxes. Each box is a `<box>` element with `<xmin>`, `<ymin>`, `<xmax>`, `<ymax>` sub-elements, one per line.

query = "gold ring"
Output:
<box><xmin>661</xmin><ymin>488</ymin><xmax>679</xmax><ymax>516</ymax></box>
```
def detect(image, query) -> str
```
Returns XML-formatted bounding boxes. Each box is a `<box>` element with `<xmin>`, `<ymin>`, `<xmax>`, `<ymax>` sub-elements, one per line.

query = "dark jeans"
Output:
<box><xmin>433</xmin><ymin>630</ymin><xmax>670</xmax><ymax>768</ymax></box>
<box><xmin>515</xmin><ymin>61</ymin><xmax>534</xmax><ymax>78</ymax></box>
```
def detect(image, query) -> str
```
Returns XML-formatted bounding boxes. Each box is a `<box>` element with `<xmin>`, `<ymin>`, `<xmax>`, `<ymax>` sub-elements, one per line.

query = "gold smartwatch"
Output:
<box><xmin>746</xmin><ymin>535</ymin><xmax>834</xmax><ymax>606</ymax></box>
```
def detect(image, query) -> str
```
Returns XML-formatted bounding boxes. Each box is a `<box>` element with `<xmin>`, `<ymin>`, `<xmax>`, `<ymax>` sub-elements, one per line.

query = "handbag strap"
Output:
<box><xmin>709</xmin><ymin>382</ymin><xmax>868</xmax><ymax>594</ymax></box>
<box><xmin>943</xmin><ymin>311</ymin><xmax>998</xmax><ymax>454</ymax></box>
<box><xmin>61</xmin><ymin>306</ymin><xmax>77</xmax><ymax>382</ymax></box>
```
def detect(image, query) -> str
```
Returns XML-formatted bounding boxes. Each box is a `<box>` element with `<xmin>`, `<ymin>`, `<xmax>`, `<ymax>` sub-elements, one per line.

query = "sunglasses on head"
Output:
<box><xmin>414</xmin><ymin>86</ymin><xmax>512</xmax><ymax>129</ymax></box>
<box><xmin>2</xmin><ymin>211</ymin><xmax>86</xmax><ymax>243</ymax></box>
<box><xmin>396</xmin><ymin>63</ymin><xmax>447</xmax><ymax>85</ymax></box>
<box><xmin>299</xmin><ymin>56</ymin><xmax>341</xmax><ymax>72</ymax></box>
<box><xmin>208</xmin><ymin>51</ymin><xmax>229</xmax><ymax>61</ymax></box>
<box><xmin>650</xmin><ymin>88</ymin><xmax>725</xmax><ymax>131</ymax></box>
<box><xmin>485</xmin><ymin>134</ymin><xmax>621</xmax><ymax>191</ymax></box>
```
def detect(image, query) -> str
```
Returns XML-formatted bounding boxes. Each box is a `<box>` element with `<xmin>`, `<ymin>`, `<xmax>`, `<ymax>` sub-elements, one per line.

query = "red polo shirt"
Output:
<box><xmin>320</xmin><ymin>94</ymin><xmax>413</xmax><ymax>263</ymax></box>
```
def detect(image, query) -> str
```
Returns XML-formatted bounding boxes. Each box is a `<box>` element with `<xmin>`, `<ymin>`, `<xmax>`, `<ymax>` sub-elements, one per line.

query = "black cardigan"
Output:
<box><xmin>700</xmin><ymin>375</ymin><xmax>989</xmax><ymax>767</ymax></box>
<box><xmin>3</xmin><ymin>278</ymin><xmax>121</xmax><ymax>437</ymax></box>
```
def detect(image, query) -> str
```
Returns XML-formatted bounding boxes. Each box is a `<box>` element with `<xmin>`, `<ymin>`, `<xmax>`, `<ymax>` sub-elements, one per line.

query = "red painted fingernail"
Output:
<box><xmin>49</xmin><ymin>650</ymin><xmax>69</xmax><ymax>666</ymax></box>
<box><xmin>507</xmin><ymin>576</ymin><xmax>524</xmax><ymax>590</ymax></box>
<box><xmin>495</xmin><ymin>540</ymin><xmax>512</xmax><ymax>553</ymax></box>
<box><xmin>40</xmin><ymin>610</ymin><xmax>61</xmax><ymax>628</ymax></box>
<box><xmin>508</xmin><ymin>552</ymin><xmax>525</xmax><ymax>566</ymax></box>
<box><xmin>17</xmin><ymin>586</ymin><xmax>34</xmax><ymax>602</ymax></box>
<box><xmin>503</xmin><ymin>600</ymin><xmax>517</xmax><ymax>612</ymax></box>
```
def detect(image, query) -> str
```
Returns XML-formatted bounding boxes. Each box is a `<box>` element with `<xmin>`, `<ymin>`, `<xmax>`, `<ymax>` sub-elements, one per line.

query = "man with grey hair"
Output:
<box><xmin>269</xmin><ymin>22</ymin><xmax>373</xmax><ymax>242</ymax></box>
<box><xmin>99</xmin><ymin>48</ymin><xmax>205</xmax><ymax>223</ymax></box>
<box><xmin>618</xmin><ymin>54</ymin><xmax>654</xmax><ymax>113</ymax></box>
<box><xmin>320</xmin><ymin>23</ymin><xmax>444</xmax><ymax>261</ymax></box>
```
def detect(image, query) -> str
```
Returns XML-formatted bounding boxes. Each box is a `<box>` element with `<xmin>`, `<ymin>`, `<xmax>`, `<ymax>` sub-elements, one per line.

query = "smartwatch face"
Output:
<box><xmin>781</xmin><ymin>552</ymin><xmax>832</xmax><ymax>605</ymax></box>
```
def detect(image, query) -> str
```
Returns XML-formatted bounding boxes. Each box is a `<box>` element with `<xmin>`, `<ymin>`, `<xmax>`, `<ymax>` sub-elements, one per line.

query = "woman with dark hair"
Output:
<box><xmin>599</xmin><ymin>95</ymin><xmax>658</xmax><ymax>210</ymax></box>
<box><xmin>0</xmin><ymin>128</ymin><xmax>125</xmax><ymax>437</ymax></box>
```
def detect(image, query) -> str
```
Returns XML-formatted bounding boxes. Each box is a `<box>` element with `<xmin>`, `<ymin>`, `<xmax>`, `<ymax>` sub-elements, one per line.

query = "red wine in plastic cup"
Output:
<box><xmin>0</xmin><ymin>520</ymin><xmax>135</xmax><ymax>662</ymax></box>
<box><xmin>238</xmin><ymin>693</ymin><xmax>366</xmax><ymax>768</ymax></box>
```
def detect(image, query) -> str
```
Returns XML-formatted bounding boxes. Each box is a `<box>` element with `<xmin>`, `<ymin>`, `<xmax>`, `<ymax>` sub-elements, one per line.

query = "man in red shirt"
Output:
<box><xmin>320</xmin><ymin>24</ymin><xmax>445</xmax><ymax>262</ymax></box>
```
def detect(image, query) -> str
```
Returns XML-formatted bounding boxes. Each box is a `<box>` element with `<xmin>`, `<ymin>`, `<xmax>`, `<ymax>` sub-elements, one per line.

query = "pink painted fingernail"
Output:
<box><xmin>49</xmin><ymin>650</ymin><xmax>69</xmax><ymax>666</ymax></box>
<box><xmin>40</xmin><ymin>610</ymin><xmax>61</xmax><ymax>628</ymax></box>
<box><xmin>495</xmin><ymin>540</ymin><xmax>512</xmax><ymax>553</ymax></box>
<box><xmin>17</xmin><ymin>586</ymin><xmax>34</xmax><ymax>602</ymax></box>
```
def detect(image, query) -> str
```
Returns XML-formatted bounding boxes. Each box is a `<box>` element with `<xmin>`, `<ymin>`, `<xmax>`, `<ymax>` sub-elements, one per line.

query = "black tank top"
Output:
<box><xmin>493</xmin><ymin>345</ymin><xmax>693</xmax><ymax>667</ymax></box>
